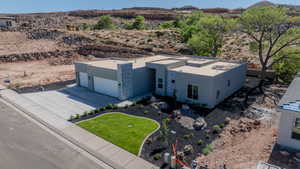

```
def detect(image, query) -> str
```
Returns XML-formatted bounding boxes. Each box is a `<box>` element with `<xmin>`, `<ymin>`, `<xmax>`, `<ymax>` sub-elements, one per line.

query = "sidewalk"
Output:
<box><xmin>0</xmin><ymin>89</ymin><xmax>159</xmax><ymax>169</ymax></box>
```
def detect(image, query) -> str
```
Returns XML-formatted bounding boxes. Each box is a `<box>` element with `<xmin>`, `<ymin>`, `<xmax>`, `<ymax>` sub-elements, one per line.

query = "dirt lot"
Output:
<box><xmin>0</xmin><ymin>32</ymin><xmax>67</xmax><ymax>55</ymax></box>
<box><xmin>0</xmin><ymin>60</ymin><xmax>75</xmax><ymax>87</ymax></box>
<box><xmin>198</xmin><ymin>119</ymin><xmax>277</xmax><ymax>169</ymax></box>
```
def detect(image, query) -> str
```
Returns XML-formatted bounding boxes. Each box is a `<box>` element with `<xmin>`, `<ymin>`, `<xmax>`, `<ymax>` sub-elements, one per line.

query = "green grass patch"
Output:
<box><xmin>77</xmin><ymin>112</ymin><xmax>159</xmax><ymax>155</ymax></box>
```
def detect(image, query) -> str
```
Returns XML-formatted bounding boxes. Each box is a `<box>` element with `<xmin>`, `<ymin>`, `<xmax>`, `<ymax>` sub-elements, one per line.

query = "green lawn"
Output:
<box><xmin>77</xmin><ymin>112</ymin><xmax>159</xmax><ymax>155</ymax></box>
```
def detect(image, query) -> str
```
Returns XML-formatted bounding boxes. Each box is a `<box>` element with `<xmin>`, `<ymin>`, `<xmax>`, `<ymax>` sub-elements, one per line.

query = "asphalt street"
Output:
<box><xmin>0</xmin><ymin>99</ymin><xmax>111</xmax><ymax>169</ymax></box>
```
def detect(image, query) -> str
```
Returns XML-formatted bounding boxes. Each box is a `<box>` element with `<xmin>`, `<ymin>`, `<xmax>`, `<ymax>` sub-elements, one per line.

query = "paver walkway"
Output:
<box><xmin>0</xmin><ymin>89</ymin><xmax>159</xmax><ymax>169</ymax></box>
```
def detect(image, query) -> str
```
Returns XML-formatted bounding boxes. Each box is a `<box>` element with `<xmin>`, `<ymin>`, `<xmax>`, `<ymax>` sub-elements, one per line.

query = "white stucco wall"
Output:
<box><xmin>277</xmin><ymin>109</ymin><xmax>300</xmax><ymax>150</ymax></box>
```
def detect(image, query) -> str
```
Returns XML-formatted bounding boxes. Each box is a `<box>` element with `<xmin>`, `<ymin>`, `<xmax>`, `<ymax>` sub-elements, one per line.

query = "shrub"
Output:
<box><xmin>153</xmin><ymin>153</ymin><xmax>162</xmax><ymax>160</ymax></box>
<box><xmin>177</xmin><ymin>151</ymin><xmax>184</xmax><ymax>159</ymax></box>
<box><xmin>183</xmin><ymin>133</ymin><xmax>194</xmax><ymax>139</ymax></box>
<box><xmin>99</xmin><ymin>107</ymin><xmax>105</xmax><ymax>111</ymax></box>
<box><xmin>197</xmin><ymin>139</ymin><xmax>204</xmax><ymax>146</ymax></box>
<box><xmin>75</xmin><ymin>114</ymin><xmax>80</xmax><ymax>119</ymax></box>
<box><xmin>94</xmin><ymin>15</ymin><xmax>115</xmax><ymax>30</ymax></box>
<box><xmin>212</xmin><ymin>125</ymin><xmax>221</xmax><ymax>134</ymax></box>
<box><xmin>124</xmin><ymin>104</ymin><xmax>129</xmax><ymax>109</ymax></box>
<box><xmin>88</xmin><ymin>110</ymin><xmax>94</xmax><ymax>115</ymax></box>
<box><xmin>126</xmin><ymin>16</ymin><xmax>146</xmax><ymax>30</ymax></box>
<box><xmin>205</xmin><ymin>134</ymin><xmax>210</xmax><ymax>140</ymax></box>
<box><xmin>143</xmin><ymin>110</ymin><xmax>149</xmax><ymax>114</ymax></box>
<box><xmin>112</xmin><ymin>104</ymin><xmax>118</xmax><ymax>109</ymax></box>
<box><xmin>202</xmin><ymin>144</ymin><xmax>213</xmax><ymax>156</ymax></box>
<box><xmin>83</xmin><ymin>111</ymin><xmax>88</xmax><ymax>117</ymax></box>
<box><xmin>160</xmin><ymin>21</ymin><xmax>174</xmax><ymax>29</ymax></box>
<box><xmin>220</xmin><ymin>122</ymin><xmax>225</xmax><ymax>128</ymax></box>
<box><xmin>69</xmin><ymin>115</ymin><xmax>75</xmax><ymax>121</ymax></box>
<box><xmin>94</xmin><ymin>109</ymin><xmax>100</xmax><ymax>114</ymax></box>
<box><xmin>107</xmin><ymin>104</ymin><xmax>113</xmax><ymax>109</ymax></box>
<box><xmin>184</xmin><ymin>144</ymin><xmax>193</xmax><ymax>154</ymax></box>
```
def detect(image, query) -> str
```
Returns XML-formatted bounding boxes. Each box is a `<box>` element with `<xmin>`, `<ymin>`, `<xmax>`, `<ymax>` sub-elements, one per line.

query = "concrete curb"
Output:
<box><xmin>75</xmin><ymin>112</ymin><xmax>161</xmax><ymax>157</ymax></box>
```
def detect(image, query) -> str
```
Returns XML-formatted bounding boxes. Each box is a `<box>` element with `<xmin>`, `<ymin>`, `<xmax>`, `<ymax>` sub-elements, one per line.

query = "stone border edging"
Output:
<box><xmin>76</xmin><ymin>112</ymin><xmax>161</xmax><ymax>157</ymax></box>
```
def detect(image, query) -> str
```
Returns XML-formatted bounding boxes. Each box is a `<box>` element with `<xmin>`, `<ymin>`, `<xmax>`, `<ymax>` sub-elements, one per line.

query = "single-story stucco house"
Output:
<box><xmin>0</xmin><ymin>17</ymin><xmax>16</xmax><ymax>28</ymax></box>
<box><xmin>277</xmin><ymin>71</ymin><xmax>300</xmax><ymax>150</ymax></box>
<box><xmin>75</xmin><ymin>55</ymin><xmax>247</xmax><ymax>108</ymax></box>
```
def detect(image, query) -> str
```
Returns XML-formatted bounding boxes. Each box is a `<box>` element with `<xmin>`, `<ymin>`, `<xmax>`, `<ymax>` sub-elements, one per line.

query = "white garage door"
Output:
<box><xmin>94</xmin><ymin>76</ymin><xmax>119</xmax><ymax>98</ymax></box>
<box><xmin>79</xmin><ymin>72</ymin><xmax>89</xmax><ymax>88</ymax></box>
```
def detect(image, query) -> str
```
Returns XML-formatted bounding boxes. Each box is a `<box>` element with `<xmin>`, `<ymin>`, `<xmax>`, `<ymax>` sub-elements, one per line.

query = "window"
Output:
<box><xmin>187</xmin><ymin>84</ymin><xmax>198</xmax><ymax>100</ymax></box>
<box><xmin>193</xmin><ymin>86</ymin><xmax>198</xmax><ymax>100</ymax></box>
<box><xmin>292</xmin><ymin>118</ymin><xmax>300</xmax><ymax>140</ymax></box>
<box><xmin>171</xmin><ymin>80</ymin><xmax>175</xmax><ymax>84</ymax></box>
<box><xmin>216</xmin><ymin>90</ymin><xmax>220</xmax><ymax>99</ymax></box>
<box><xmin>187</xmin><ymin>85</ymin><xmax>193</xmax><ymax>99</ymax></box>
<box><xmin>227</xmin><ymin>80</ymin><xmax>231</xmax><ymax>87</ymax></box>
<box><xmin>158</xmin><ymin>78</ymin><xmax>163</xmax><ymax>89</ymax></box>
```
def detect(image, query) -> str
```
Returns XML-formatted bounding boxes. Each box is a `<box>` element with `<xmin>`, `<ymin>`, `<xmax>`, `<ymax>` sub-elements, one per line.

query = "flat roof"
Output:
<box><xmin>187</xmin><ymin>59</ymin><xmax>215</xmax><ymax>65</ymax></box>
<box><xmin>150</xmin><ymin>59</ymin><xmax>181</xmax><ymax>65</ymax></box>
<box><xmin>170</xmin><ymin>61</ymin><xmax>240</xmax><ymax>76</ymax></box>
<box><xmin>85</xmin><ymin>55</ymin><xmax>172</xmax><ymax>70</ymax></box>
<box><xmin>279</xmin><ymin>71</ymin><xmax>300</xmax><ymax>113</ymax></box>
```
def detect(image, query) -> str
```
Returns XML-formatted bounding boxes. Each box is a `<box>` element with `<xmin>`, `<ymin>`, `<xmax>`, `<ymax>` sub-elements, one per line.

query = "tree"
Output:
<box><xmin>125</xmin><ymin>16</ymin><xmax>146</xmax><ymax>30</ymax></box>
<box><xmin>160</xmin><ymin>118</ymin><xmax>169</xmax><ymax>146</ymax></box>
<box><xmin>180</xmin><ymin>12</ymin><xmax>236</xmax><ymax>57</ymax></box>
<box><xmin>240</xmin><ymin>6</ymin><xmax>300</xmax><ymax>89</ymax></box>
<box><xmin>188</xmin><ymin>15</ymin><xmax>235</xmax><ymax>57</ymax></box>
<box><xmin>273</xmin><ymin>49</ymin><xmax>300</xmax><ymax>83</ymax></box>
<box><xmin>94</xmin><ymin>15</ymin><xmax>115</xmax><ymax>30</ymax></box>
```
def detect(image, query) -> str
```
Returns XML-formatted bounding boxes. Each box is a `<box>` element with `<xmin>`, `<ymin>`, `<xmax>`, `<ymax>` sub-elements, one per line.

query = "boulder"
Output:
<box><xmin>182</xmin><ymin>104</ymin><xmax>190</xmax><ymax>110</ymax></box>
<box><xmin>193</xmin><ymin>117</ymin><xmax>207</xmax><ymax>130</ymax></box>
<box><xmin>158</xmin><ymin>102</ymin><xmax>169</xmax><ymax>111</ymax></box>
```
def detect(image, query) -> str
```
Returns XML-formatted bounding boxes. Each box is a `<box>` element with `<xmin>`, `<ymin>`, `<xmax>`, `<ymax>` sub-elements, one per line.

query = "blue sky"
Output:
<box><xmin>1</xmin><ymin>0</ymin><xmax>300</xmax><ymax>14</ymax></box>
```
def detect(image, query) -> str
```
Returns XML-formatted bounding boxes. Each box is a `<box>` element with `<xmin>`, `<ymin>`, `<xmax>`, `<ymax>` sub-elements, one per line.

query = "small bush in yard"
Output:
<box><xmin>202</xmin><ymin>144</ymin><xmax>213</xmax><ymax>156</ymax></box>
<box><xmin>69</xmin><ymin>115</ymin><xmax>75</xmax><ymax>121</ymax></box>
<box><xmin>184</xmin><ymin>144</ymin><xmax>193</xmax><ymax>154</ymax></box>
<box><xmin>197</xmin><ymin>139</ymin><xmax>204</xmax><ymax>146</ymax></box>
<box><xmin>88</xmin><ymin>110</ymin><xmax>94</xmax><ymax>115</ymax></box>
<box><xmin>100</xmin><ymin>107</ymin><xmax>105</xmax><ymax>111</ymax></box>
<box><xmin>183</xmin><ymin>133</ymin><xmax>194</xmax><ymax>139</ymax></box>
<box><xmin>112</xmin><ymin>104</ymin><xmax>118</xmax><ymax>109</ymax></box>
<box><xmin>205</xmin><ymin>134</ymin><xmax>210</xmax><ymax>140</ymax></box>
<box><xmin>212</xmin><ymin>125</ymin><xmax>221</xmax><ymax>134</ymax></box>
<box><xmin>124</xmin><ymin>104</ymin><xmax>129</xmax><ymax>109</ymax></box>
<box><xmin>107</xmin><ymin>104</ymin><xmax>113</xmax><ymax>109</ymax></box>
<box><xmin>220</xmin><ymin>122</ymin><xmax>225</xmax><ymax>128</ymax></box>
<box><xmin>83</xmin><ymin>111</ymin><xmax>88</xmax><ymax>117</ymax></box>
<box><xmin>143</xmin><ymin>110</ymin><xmax>149</xmax><ymax>114</ymax></box>
<box><xmin>94</xmin><ymin>109</ymin><xmax>100</xmax><ymax>114</ymax></box>
<box><xmin>153</xmin><ymin>153</ymin><xmax>162</xmax><ymax>160</ymax></box>
<box><xmin>75</xmin><ymin>114</ymin><xmax>80</xmax><ymax>119</ymax></box>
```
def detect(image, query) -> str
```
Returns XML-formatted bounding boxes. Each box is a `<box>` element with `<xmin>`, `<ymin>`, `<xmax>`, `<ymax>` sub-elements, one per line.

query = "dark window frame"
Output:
<box><xmin>187</xmin><ymin>84</ymin><xmax>198</xmax><ymax>100</ymax></box>
<box><xmin>158</xmin><ymin>78</ymin><xmax>163</xmax><ymax>89</ymax></box>
<box><xmin>292</xmin><ymin>118</ymin><xmax>300</xmax><ymax>140</ymax></box>
<box><xmin>216</xmin><ymin>90</ymin><xmax>220</xmax><ymax>99</ymax></box>
<box><xmin>227</xmin><ymin>80</ymin><xmax>231</xmax><ymax>87</ymax></box>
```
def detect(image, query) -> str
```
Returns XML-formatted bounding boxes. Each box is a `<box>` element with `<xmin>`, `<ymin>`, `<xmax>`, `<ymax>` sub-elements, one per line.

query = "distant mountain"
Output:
<box><xmin>248</xmin><ymin>1</ymin><xmax>277</xmax><ymax>8</ymax></box>
<box><xmin>172</xmin><ymin>5</ymin><xmax>199</xmax><ymax>11</ymax></box>
<box><xmin>248</xmin><ymin>1</ymin><xmax>300</xmax><ymax>11</ymax></box>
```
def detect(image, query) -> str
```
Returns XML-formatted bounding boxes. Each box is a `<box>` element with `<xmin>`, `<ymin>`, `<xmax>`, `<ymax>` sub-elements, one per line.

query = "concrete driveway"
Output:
<box><xmin>21</xmin><ymin>86</ymin><xmax>120</xmax><ymax>120</ymax></box>
<box><xmin>0</xmin><ymin>99</ymin><xmax>112</xmax><ymax>169</ymax></box>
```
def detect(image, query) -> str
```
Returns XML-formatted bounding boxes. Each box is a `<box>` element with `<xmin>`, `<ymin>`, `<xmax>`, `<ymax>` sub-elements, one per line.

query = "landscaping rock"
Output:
<box><xmin>182</xmin><ymin>104</ymin><xmax>190</xmax><ymax>110</ymax></box>
<box><xmin>193</xmin><ymin>117</ymin><xmax>207</xmax><ymax>130</ymax></box>
<box><xmin>158</xmin><ymin>102</ymin><xmax>169</xmax><ymax>111</ymax></box>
